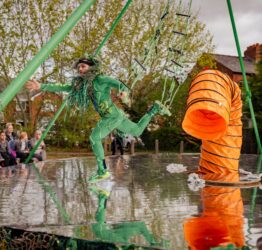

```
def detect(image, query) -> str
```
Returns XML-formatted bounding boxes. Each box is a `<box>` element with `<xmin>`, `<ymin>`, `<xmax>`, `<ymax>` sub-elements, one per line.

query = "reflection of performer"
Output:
<box><xmin>26</xmin><ymin>56</ymin><xmax>170</xmax><ymax>182</ymax></box>
<box><xmin>89</xmin><ymin>185</ymin><xmax>167</xmax><ymax>248</ymax></box>
<box><xmin>184</xmin><ymin>173</ymin><xmax>245</xmax><ymax>250</ymax></box>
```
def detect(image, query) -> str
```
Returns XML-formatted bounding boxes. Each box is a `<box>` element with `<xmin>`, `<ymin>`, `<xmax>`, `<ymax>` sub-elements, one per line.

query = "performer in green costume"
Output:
<box><xmin>26</xmin><ymin>56</ymin><xmax>171</xmax><ymax>182</ymax></box>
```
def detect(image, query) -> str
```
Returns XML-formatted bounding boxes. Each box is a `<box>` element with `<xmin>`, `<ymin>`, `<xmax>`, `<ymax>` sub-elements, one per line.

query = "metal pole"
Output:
<box><xmin>155</xmin><ymin>139</ymin><xmax>159</xmax><ymax>154</ymax></box>
<box><xmin>131</xmin><ymin>140</ymin><xmax>135</xmax><ymax>155</ymax></box>
<box><xmin>0</xmin><ymin>0</ymin><xmax>97</xmax><ymax>111</ymax></box>
<box><xmin>227</xmin><ymin>0</ymin><xmax>262</xmax><ymax>154</ymax></box>
<box><xmin>179</xmin><ymin>141</ymin><xmax>184</xmax><ymax>154</ymax></box>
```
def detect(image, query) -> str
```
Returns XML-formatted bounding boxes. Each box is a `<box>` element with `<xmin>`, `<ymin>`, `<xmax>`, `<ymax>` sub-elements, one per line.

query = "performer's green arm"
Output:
<box><xmin>40</xmin><ymin>83</ymin><xmax>72</xmax><ymax>92</ymax></box>
<box><xmin>99</xmin><ymin>76</ymin><xmax>129</xmax><ymax>93</ymax></box>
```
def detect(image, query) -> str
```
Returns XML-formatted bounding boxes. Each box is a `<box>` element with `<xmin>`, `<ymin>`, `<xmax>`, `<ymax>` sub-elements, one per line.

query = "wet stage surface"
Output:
<box><xmin>0</xmin><ymin>153</ymin><xmax>261</xmax><ymax>249</ymax></box>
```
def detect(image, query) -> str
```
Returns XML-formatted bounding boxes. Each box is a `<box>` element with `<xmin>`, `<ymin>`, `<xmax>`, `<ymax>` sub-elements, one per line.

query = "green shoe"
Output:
<box><xmin>148</xmin><ymin>101</ymin><xmax>171</xmax><ymax>116</ymax></box>
<box><xmin>88</xmin><ymin>170</ymin><xmax>110</xmax><ymax>183</ymax></box>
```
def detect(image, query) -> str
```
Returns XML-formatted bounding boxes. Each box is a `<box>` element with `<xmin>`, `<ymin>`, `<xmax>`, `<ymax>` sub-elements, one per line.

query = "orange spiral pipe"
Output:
<box><xmin>182</xmin><ymin>69</ymin><xmax>242</xmax><ymax>174</ymax></box>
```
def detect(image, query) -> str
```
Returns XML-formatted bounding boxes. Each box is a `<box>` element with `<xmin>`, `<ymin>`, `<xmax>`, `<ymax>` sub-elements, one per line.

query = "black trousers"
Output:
<box><xmin>0</xmin><ymin>152</ymin><xmax>16</xmax><ymax>167</ymax></box>
<box><xmin>111</xmin><ymin>138</ymin><xmax>124</xmax><ymax>155</ymax></box>
<box><xmin>16</xmin><ymin>152</ymin><xmax>30</xmax><ymax>163</ymax></box>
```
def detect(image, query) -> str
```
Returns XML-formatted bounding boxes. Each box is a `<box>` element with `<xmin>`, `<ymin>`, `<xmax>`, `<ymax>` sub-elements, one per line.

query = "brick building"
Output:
<box><xmin>213</xmin><ymin>43</ymin><xmax>261</xmax><ymax>83</ymax></box>
<box><xmin>0</xmin><ymin>80</ymin><xmax>63</xmax><ymax>130</ymax></box>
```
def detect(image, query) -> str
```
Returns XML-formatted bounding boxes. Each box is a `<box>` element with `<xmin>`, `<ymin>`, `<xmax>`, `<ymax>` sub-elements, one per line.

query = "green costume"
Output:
<box><xmin>41</xmin><ymin>61</ymin><xmax>170</xmax><ymax>181</ymax></box>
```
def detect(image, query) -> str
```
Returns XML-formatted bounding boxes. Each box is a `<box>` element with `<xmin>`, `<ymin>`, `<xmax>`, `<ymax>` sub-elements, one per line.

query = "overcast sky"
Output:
<box><xmin>191</xmin><ymin>0</ymin><xmax>262</xmax><ymax>56</ymax></box>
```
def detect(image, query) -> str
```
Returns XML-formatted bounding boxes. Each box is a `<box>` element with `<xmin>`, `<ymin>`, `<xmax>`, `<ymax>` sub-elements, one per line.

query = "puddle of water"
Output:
<box><xmin>0</xmin><ymin>153</ymin><xmax>261</xmax><ymax>249</ymax></box>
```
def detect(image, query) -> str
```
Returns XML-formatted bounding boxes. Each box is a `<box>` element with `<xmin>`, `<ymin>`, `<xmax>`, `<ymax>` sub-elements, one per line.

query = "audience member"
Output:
<box><xmin>30</xmin><ymin>130</ymin><xmax>46</xmax><ymax>161</ymax></box>
<box><xmin>5</xmin><ymin>123</ymin><xmax>18</xmax><ymax>142</ymax></box>
<box><xmin>0</xmin><ymin>131</ymin><xmax>16</xmax><ymax>167</ymax></box>
<box><xmin>14</xmin><ymin>132</ymin><xmax>30</xmax><ymax>163</ymax></box>
<box><xmin>111</xmin><ymin>129</ymin><xmax>124</xmax><ymax>156</ymax></box>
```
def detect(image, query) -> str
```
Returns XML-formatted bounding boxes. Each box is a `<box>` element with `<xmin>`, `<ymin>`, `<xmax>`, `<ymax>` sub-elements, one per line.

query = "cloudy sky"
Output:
<box><xmin>191</xmin><ymin>0</ymin><xmax>262</xmax><ymax>55</ymax></box>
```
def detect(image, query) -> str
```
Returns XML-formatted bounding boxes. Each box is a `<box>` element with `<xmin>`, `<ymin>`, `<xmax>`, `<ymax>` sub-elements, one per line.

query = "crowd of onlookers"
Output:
<box><xmin>0</xmin><ymin>123</ymin><xmax>46</xmax><ymax>167</ymax></box>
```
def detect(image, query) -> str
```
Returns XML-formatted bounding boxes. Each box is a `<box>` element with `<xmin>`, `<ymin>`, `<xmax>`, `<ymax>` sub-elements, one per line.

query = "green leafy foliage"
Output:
<box><xmin>45</xmin><ymin>107</ymin><xmax>98</xmax><ymax>149</ymax></box>
<box><xmin>0</xmin><ymin>0</ymin><xmax>214</xmax><ymax>149</ymax></box>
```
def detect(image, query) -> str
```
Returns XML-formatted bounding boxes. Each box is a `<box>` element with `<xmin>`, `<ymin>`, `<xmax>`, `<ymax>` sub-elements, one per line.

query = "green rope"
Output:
<box><xmin>161</xmin><ymin>0</ymin><xmax>183</xmax><ymax>103</ymax></box>
<box><xmin>164</xmin><ymin>0</ymin><xmax>192</xmax><ymax>106</ymax></box>
<box><xmin>168</xmin><ymin>0</ymin><xmax>192</xmax><ymax>106</ymax></box>
<box><xmin>26</xmin><ymin>1</ymin><xmax>133</xmax><ymax>163</ymax></box>
<box><xmin>161</xmin><ymin>77</ymin><xmax>169</xmax><ymax>103</ymax></box>
<box><xmin>227</xmin><ymin>0</ymin><xmax>262</xmax><ymax>154</ymax></box>
<box><xmin>130</xmin><ymin>0</ymin><xmax>172</xmax><ymax>90</ymax></box>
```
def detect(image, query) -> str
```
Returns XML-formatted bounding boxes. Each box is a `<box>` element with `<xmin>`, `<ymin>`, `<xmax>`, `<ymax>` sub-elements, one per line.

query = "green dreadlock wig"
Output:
<box><xmin>67</xmin><ymin>55</ymin><xmax>101</xmax><ymax>113</ymax></box>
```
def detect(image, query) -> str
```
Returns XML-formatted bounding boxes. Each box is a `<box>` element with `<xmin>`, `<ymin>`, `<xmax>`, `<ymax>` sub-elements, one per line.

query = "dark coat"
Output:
<box><xmin>5</xmin><ymin>132</ymin><xmax>18</xmax><ymax>142</ymax></box>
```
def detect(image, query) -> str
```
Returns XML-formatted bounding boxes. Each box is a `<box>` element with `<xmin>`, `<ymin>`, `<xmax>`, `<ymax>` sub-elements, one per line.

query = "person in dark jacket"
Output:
<box><xmin>5</xmin><ymin>123</ymin><xmax>18</xmax><ymax>142</ymax></box>
<box><xmin>111</xmin><ymin>129</ymin><xmax>125</xmax><ymax>156</ymax></box>
<box><xmin>0</xmin><ymin>131</ymin><xmax>16</xmax><ymax>167</ymax></box>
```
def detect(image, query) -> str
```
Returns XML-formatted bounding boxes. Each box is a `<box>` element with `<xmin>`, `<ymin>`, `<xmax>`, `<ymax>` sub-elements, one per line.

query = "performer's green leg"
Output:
<box><xmin>88</xmin><ymin>115</ymin><xmax>124</xmax><ymax>182</ymax></box>
<box><xmin>117</xmin><ymin>101</ymin><xmax>171</xmax><ymax>136</ymax></box>
<box><xmin>117</xmin><ymin>114</ymin><xmax>152</xmax><ymax>137</ymax></box>
<box><xmin>88</xmin><ymin>101</ymin><xmax>170</xmax><ymax>182</ymax></box>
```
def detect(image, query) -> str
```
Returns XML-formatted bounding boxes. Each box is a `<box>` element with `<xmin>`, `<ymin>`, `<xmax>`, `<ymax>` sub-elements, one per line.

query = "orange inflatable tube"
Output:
<box><xmin>182</xmin><ymin>69</ymin><xmax>242</xmax><ymax>174</ymax></box>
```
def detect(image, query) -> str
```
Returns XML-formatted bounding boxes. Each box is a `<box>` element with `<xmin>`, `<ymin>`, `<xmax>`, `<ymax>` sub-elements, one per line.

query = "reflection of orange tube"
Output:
<box><xmin>182</xmin><ymin>69</ymin><xmax>242</xmax><ymax>174</ymax></box>
<box><xmin>184</xmin><ymin>173</ymin><xmax>244</xmax><ymax>249</ymax></box>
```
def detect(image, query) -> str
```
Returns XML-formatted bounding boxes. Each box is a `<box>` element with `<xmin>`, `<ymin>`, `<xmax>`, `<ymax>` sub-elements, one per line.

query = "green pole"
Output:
<box><xmin>31</xmin><ymin>163</ymin><xmax>71</xmax><ymax>224</ymax></box>
<box><xmin>94</xmin><ymin>0</ymin><xmax>133</xmax><ymax>56</ymax></box>
<box><xmin>25</xmin><ymin>0</ymin><xmax>133</xmax><ymax>163</ymax></box>
<box><xmin>248</xmin><ymin>155</ymin><xmax>262</xmax><ymax>236</ymax></box>
<box><xmin>25</xmin><ymin>100</ymin><xmax>67</xmax><ymax>164</ymax></box>
<box><xmin>227</xmin><ymin>0</ymin><xmax>262</xmax><ymax>154</ymax></box>
<box><xmin>0</xmin><ymin>0</ymin><xmax>97</xmax><ymax>112</ymax></box>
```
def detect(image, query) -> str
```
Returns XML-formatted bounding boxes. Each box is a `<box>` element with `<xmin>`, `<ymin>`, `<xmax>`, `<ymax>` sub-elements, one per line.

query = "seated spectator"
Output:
<box><xmin>14</xmin><ymin>132</ymin><xmax>30</xmax><ymax>163</ymax></box>
<box><xmin>5</xmin><ymin>123</ymin><xmax>18</xmax><ymax>142</ymax></box>
<box><xmin>7</xmin><ymin>139</ymin><xmax>16</xmax><ymax>159</ymax></box>
<box><xmin>30</xmin><ymin>130</ymin><xmax>46</xmax><ymax>161</ymax></box>
<box><xmin>0</xmin><ymin>131</ymin><xmax>16</xmax><ymax>167</ymax></box>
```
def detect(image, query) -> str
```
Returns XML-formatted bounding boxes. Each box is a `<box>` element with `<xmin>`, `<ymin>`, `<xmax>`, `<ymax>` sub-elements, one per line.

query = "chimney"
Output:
<box><xmin>244</xmin><ymin>43</ymin><xmax>262</xmax><ymax>63</ymax></box>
